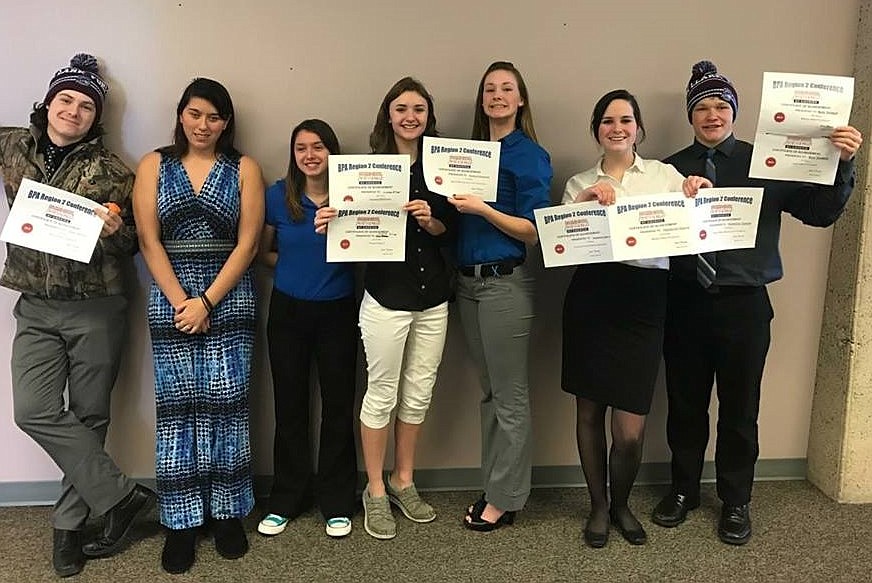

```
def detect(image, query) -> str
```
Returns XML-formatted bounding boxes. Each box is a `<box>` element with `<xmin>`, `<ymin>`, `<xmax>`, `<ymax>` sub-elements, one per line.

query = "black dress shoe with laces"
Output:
<box><xmin>53</xmin><ymin>528</ymin><xmax>85</xmax><ymax>578</ymax></box>
<box><xmin>651</xmin><ymin>492</ymin><xmax>700</xmax><ymax>528</ymax></box>
<box><xmin>718</xmin><ymin>503</ymin><xmax>752</xmax><ymax>545</ymax></box>
<box><xmin>82</xmin><ymin>484</ymin><xmax>156</xmax><ymax>558</ymax></box>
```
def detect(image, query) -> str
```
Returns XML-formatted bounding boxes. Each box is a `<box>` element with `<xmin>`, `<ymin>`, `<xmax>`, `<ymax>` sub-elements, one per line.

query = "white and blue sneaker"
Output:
<box><xmin>257</xmin><ymin>513</ymin><xmax>289</xmax><ymax>536</ymax></box>
<box><xmin>325</xmin><ymin>516</ymin><xmax>352</xmax><ymax>538</ymax></box>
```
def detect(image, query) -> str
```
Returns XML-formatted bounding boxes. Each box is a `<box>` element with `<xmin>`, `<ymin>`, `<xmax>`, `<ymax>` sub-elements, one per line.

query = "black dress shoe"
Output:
<box><xmin>718</xmin><ymin>503</ymin><xmax>752</xmax><ymax>545</ymax></box>
<box><xmin>651</xmin><ymin>492</ymin><xmax>700</xmax><ymax>528</ymax></box>
<box><xmin>610</xmin><ymin>507</ymin><xmax>648</xmax><ymax>545</ymax></box>
<box><xmin>161</xmin><ymin>527</ymin><xmax>198</xmax><ymax>574</ymax></box>
<box><xmin>53</xmin><ymin>529</ymin><xmax>85</xmax><ymax>578</ymax></box>
<box><xmin>213</xmin><ymin>518</ymin><xmax>249</xmax><ymax>559</ymax></box>
<box><xmin>82</xmin><ymin>484</ymin><xmax>156</xmax><ymax>558</ymax></box>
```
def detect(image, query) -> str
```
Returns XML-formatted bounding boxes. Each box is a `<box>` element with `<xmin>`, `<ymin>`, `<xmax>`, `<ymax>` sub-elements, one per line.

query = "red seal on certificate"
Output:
<box><xmin>21</xmin><ymin>223</ymin><xmax>33</xmax><ymax>234</ymax></box>
<box><xmin>765</xmin><ymin>157</ymin><xmax>777</xmax><ymax>167</ymax></box>
<box><xmin>774</xmin><ymin>112</ymin><xmax>785</xmax><ymax>123</ymax></box>
<box><xmin>554</xmin><ymin>244</ymin><xmax>565</xmax><ymax>254</ymax></box>
<box><xmin>699</xmin><ymin>229</ymin><xmax>708</xmax><ymax>240</ymax></box>
<box><xmin>340</xmin><ymin>239</ymin><xmax>350</xmax><ymax>249</ymax></box>
<box><xmin>435</xmin><ymin>176</ymin><xmax>443</xmax><ymax>185</ymax></box>
<box><xmin>343</xmin><ymin>195</ymin><xmax>354</xmax><ymax>202</ymax></box>
<box><xmin>625</xmin><ymin>236</ymin><xmax>636</xmax><ymax>247</ymax></box>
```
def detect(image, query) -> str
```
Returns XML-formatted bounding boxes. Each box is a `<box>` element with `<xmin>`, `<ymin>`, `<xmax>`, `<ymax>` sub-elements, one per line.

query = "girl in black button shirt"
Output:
<box><xmin>315</xmin><ymin>77</ymin><xmax>456</xmax><ymax>539</ymax></box>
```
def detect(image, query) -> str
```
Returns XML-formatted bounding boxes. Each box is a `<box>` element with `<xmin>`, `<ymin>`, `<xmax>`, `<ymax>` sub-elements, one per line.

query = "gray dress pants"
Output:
<box><xmin>11</xmin><ymin>294</ymin><xmax>135</xmax><ymax>530</ymax></box>
<box><xmin>456</xmin><ymin>265</ymin><xmax>535</xmax><ymax>512</ymax></box>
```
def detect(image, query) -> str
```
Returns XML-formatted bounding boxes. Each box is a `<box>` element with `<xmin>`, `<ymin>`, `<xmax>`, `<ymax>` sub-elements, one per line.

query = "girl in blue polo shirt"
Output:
<box><xmin>448</xmin><ymin>61</ymin><xmax>553</xmax><ymax>531</ymax></box>
<box><xmin>257</xmin><ymin>119</ymin><xmax>358</xmax><ymax>539</ymax></box>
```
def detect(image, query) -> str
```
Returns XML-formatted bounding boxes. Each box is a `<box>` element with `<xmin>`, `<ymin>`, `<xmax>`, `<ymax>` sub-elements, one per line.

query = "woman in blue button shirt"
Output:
<box><xmin>448</xmin><ymin>61</ymin><xmax>552</xmax><ymax>531</ymax></box>
<box><xmin>257</xmin><ymin>119</ymin><xmax>358</xmax><ymax>540</ymax></box>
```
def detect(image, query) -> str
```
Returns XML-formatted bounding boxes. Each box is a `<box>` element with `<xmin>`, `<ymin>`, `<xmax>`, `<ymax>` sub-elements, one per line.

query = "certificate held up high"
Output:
<box><xmin>749</xmin><ymin>72</ymin><xmax>854</xmax><ymax>185</ymax></box>
<box><xmin>422</xmin><ymin>137</ymin><xmax>500</xmax><ymax>201</ymax></box>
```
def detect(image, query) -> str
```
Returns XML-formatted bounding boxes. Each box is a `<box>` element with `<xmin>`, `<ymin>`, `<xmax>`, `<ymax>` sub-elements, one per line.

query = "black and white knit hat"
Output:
<box><xmin>685</xmin><ymin>60</ymin><xmax>738</xmax><ymax>122</ymax></box>
<box><xmin>44</xmin><ymin>53</ymin><xmax>109</xmax><ymax>120</ymax></box>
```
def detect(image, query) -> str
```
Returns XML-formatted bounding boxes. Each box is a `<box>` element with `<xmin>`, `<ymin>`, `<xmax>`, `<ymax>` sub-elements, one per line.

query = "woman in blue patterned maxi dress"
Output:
<box><xmin>133</xmin><ymin>78</ymin><xmax>264</xmax><ymax>574</ymax></box>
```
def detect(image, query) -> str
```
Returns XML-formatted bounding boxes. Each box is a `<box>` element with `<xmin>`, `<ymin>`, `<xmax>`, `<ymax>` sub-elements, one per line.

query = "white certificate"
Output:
<box><xmin>749</xmin><ymin>72</ymin><xmax>854</xmax><ymax>184</ymax></box>
<box><xmin>535</xmin><ymin>188</ymin><xmax>763</xmax><ymax>268</ymax></box>
<box><xmin>0</xmin><ymin>178</ymin><xmax>104</xmax><ymax>263</ymax></box>
<box><xmin>422</xmin><ymin>137</ymin><xmax>500</xmax><ymax>201</ymax></box>
<box><xmin>609</xmin><ymin>193</ymin><xmax>692</xmax><ymax>261</ymax></box>
<box><xmin>533</xmin><ymin>202</ymin><xmax>613</xmax><ymax>267</ymax></box>
<box><xmin>326</xmin><ymin>154</ymin><xmax>409</xmax><ymax>262</ymax></box>
<box><xmin>689</xmin><ymin>189</ymin><xmax>763</xmax><ymax>253</ymax></box>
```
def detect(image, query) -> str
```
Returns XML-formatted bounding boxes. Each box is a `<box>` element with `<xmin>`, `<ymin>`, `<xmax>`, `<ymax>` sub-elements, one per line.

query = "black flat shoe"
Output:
<box><xmin>582</xmin><ymin>526</ymin><xmax>609</xmax><ymax>548</ymax></box>
<box><xmin>610</xmin><ymin>508</ymin><xmax>647</xmax><ymax>545</ymax></box>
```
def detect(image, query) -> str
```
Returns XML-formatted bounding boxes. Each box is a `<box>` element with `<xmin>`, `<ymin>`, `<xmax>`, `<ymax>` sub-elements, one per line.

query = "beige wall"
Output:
<box><xmin>0</xmin><ymin>0</ymin><xmax>860</xmax><ymax>483</ymax></box>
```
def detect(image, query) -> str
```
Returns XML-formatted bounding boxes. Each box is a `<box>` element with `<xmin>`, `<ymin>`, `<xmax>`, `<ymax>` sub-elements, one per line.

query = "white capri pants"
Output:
<box><xmin>358</xmin><ymin>291</ymin><xmax>449</xmax><ymax>429</ymax></box>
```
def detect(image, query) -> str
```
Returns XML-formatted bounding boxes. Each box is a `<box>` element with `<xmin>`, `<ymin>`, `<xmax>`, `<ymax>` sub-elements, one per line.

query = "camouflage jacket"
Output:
<box><xmin>0</xmin><ymin>126</ymin><xmax>136</xmax><ymax>299</ymax></box>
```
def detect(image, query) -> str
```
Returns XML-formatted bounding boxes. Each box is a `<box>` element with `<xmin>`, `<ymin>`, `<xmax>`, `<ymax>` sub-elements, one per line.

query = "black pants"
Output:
<box><xmin>266</xmin><ymin>290</ymin><xmax>359</xmax><ymax>519</ymax></box>
<box><xmin>662</xmin><ymin>278</ymin><xmax>773</xmax><ymax>505</ymax></box>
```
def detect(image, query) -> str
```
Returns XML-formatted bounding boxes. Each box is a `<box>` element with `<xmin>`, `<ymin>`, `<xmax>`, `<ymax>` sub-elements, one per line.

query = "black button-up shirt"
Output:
<box><xmin>364</xmin><ymin>159</ymin><xmax>457</xmax><ymax>311</ymax></box>
<box><xmin>664</xmin><ymin>134</ymin><xmax>855</xmax><ymax>286</ymax></box>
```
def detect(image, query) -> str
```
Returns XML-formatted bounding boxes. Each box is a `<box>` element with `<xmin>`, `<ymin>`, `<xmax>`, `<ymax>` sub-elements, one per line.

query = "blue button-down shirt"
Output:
<box><xmin>456</xmin><ymin>129</ymin><xmax>552</xmax><ymax>266</ymax></box>
<box><xmin>265</xmin><ymin>180</ymin><xmax>355</xmax><ymax>300</ymax></box>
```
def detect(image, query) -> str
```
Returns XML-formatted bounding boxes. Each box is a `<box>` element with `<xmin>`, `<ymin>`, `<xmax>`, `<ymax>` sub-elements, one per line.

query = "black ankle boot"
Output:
<box><xmin>212</xmin><ymin>518</ymin><xmax>248</xmax><ymax>559</ymax></box>
<box><xmin>53</xmin><ymin>529</ymin><xmax>85</xmax><ymax>577</ymax></box>
<box><xmin>161</xmin><ymin>527</ymin><xmax>197</xmax><ymax>574</ymax></box>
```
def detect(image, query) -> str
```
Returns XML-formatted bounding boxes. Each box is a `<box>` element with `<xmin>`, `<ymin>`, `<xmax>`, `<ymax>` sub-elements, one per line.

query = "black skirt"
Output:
<box><xmin>561</xmin><ymin>262</ymin><xmax>668</xmax><ymax>415</ymax></box>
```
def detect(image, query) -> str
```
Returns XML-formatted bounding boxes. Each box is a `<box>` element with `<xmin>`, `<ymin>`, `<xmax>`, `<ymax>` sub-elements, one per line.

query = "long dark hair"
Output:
<box><xmin>157</xmin><ymin>78</ymin><xmax>240</xmax><ymax>159</ymax></box>
<box><xmin>590</xmin><ymin>89</ymin><xmax>646</xmax><ymax>147</ymax></box>
<box><xmin>284</xmin><ymin>119</ymin><xmax>341</xmax><ymax>223</ymax></box>
<box><xmin>369</xmin><ymin>77</ymin><xmax>438</xmax><ymax>154</ymax></box>
<box><xmin>30</xmin><ymin>102</ymin><xmax>104</xmax><ymax>143</ymax></box>
<box><xmin>471</xmin><ymin>61</ymin><xmax>538</xmax><ymax>142</ymax></box>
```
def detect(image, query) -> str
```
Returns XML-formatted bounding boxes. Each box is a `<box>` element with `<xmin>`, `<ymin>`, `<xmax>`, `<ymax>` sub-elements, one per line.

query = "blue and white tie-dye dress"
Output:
<box><xmin>149</xmin><ymin>153</ymin><xmax>255</xmax><ymax>530</ymax></box>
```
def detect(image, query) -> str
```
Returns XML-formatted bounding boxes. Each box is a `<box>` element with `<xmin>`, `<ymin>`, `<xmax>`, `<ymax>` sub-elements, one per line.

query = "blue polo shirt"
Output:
<box><xmin>456</xmin><ymin>129</ymin><xmax>552</xmax><ymax>265</ymax></box>
<box><xmin>265</xmin><ymin>180</ymin><xmax>355</xmax><ymax>300</ymax></box>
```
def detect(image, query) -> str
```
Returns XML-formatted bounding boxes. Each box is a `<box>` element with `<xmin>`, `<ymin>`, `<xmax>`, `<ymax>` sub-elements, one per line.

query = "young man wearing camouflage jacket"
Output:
<box><xmin>0</xmin><ymin>54</ymin><xmax>155</xmax><ymax>578</ymax></box>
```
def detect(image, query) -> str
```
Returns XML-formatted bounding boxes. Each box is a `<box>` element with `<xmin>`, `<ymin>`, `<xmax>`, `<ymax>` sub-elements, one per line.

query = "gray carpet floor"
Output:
<box><xmin>1</xmin><ymin>481</ymin><xmax>869</xmax><ymax>582</ymax></box>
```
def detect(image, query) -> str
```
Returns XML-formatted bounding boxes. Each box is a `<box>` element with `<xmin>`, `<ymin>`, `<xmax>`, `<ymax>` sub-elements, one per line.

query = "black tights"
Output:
<box><xmin>575</xmin><ymin>397</ymin><xmax>646</xmax><ymax>534</ymax></box>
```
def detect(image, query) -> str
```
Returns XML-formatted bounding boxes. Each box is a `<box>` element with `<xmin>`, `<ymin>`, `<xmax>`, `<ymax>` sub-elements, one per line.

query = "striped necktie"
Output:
<box><xmin>696</xmin><ymin>148</ymin><xmax>718</xmax><ymax>288</ymax></box>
